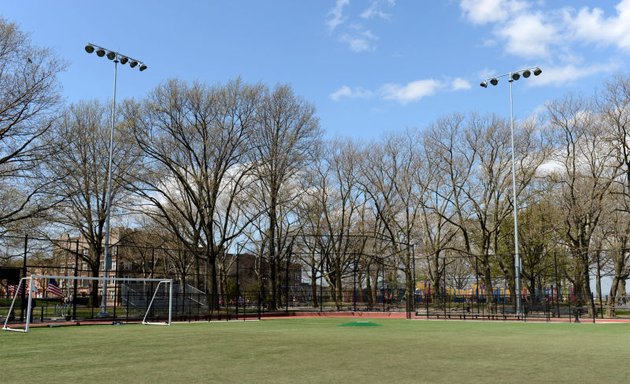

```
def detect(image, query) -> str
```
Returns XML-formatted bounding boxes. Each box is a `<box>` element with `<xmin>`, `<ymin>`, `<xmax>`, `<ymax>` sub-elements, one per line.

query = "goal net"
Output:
<box><xmin>2</xmin><ymin>275</ymin><xmax>173</xmax><ymax>333</ymax></box>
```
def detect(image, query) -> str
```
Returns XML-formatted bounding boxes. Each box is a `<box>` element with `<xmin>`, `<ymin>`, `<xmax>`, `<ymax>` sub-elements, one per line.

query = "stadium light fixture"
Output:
<box><xmin>85</xmin><ymin>42</ymin><xmax>148</xmax><ymax>316</ymax></box>
<box><xmin>479</xmin><ymin>66</ymin><xmax>542</xmax><ymax>317</ymax></box>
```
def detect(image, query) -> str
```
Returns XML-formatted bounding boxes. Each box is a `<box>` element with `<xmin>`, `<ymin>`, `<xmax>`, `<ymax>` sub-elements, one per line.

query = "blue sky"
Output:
<box><xmin>2</xmin><ymin>1</ymin><xmax>629</xmax><ymax>140</ymax></box>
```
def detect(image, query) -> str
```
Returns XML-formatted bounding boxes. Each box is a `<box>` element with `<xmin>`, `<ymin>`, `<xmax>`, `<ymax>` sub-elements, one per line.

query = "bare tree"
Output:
<box><xmin>127</xmin><ymin>78</ymin><xmax>263</xmax><ymax>310</ymax></box>
<box><xmin>294</xmin><ymin>165</ymin><xmax>326</xmax><ymax>308</ymax></box>
<box><xmin>250</xmin><ymin>84</ymin><xmax>321</xmax><ymax>310</ymax></box>
<box><xmin>304</xmin><ymin>140</ymin><xmax>366</xmax><ymax>309</ymax></box>
<box><xmin>358</xmin><ymin>130</ymin><xmax>422</xmax><ymax>316</ymax></box>
<box><xmin>0</xmin><ymin>18</ymin><xmax>64</xmax><ymax>233</ymax></box>
<box><xmin>420</xmin><ymin>115</ymin><xmax>467</xmax><ymax>301</ymax></box>
<box><xmin>44</xmin><ymin>101</ymin><xmax>141</xmax><ymax>305</ymax></box>
<box><xmin>600</xmin><ymin>205</ymin><xmax>630</xmax><ymax>316</ymax></box>
<box><xmin>424</xmin><ymin>113</ymin><xmax>545</xmax><ymax>312</ymax></box>
<box><xmin>546</xmin><ymin>95</ymin><xmax>617</xmax><ymax>316</ymax></box>
<box><xmin>517</xmin><ymin>197</ymin><xmax>560</xmax><ymax>300</ymax></box>
<box><xmin>597</xmin><ymin>75</ymin><xmax>630</xmax><ymax>315</ymax></box>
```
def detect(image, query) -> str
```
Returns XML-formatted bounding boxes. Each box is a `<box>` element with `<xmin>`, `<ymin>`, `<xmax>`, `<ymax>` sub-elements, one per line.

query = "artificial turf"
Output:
<box><xmin>1</xmin><ymin>319</ymin><xmax>629</xmax><ymax>383</ymax></box>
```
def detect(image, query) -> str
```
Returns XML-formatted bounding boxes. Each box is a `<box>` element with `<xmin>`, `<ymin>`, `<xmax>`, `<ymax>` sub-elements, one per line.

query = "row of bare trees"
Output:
<box><xmin>2</xmin><ymin>18</ymin><xmax>630</xmax><ymax>314</ymax></box>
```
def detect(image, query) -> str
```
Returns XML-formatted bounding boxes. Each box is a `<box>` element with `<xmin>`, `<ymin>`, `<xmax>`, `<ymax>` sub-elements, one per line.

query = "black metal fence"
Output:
<box><xmin>1</xmin><ymin>234</ymin><xmax>628</xmax><ymax>325</ymax></box>
<box><xmin>413</xmin><ymin>292</ymin><xmax>614</xmax><ymax>322</ymax></box>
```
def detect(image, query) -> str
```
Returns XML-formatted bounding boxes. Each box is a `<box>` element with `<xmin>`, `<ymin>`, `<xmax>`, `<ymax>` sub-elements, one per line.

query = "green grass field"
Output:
<box><xmin>1</xmin><ymin>319</ymin><xmax>629</xmax><ymax>383</ymax></box>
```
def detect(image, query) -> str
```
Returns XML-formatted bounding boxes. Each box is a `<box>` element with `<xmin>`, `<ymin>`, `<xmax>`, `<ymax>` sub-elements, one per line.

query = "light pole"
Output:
<box><xmin>480</xmin><ymin>66</ymin><xmax>542</xmax><ymax>316</ymax></box>
<box><xmin>85</xmin><ymin>43</ymin><xmax>147</xmax><ymax>316</ymax></box>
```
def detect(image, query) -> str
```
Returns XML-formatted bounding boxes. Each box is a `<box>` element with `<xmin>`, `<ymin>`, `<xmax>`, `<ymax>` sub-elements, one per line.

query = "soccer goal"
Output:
<box><xmin>2</xmin><ymin>275</ymin><xmax>173</xmax><ymax>333</ymax></box>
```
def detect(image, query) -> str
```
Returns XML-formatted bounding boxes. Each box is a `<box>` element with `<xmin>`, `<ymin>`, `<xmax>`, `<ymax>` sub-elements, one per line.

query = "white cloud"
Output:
<box><xmin>331</xmin><ymin>76</ymin><xmax>472</xmax><ymax>104</ymax></box>
<box><xmin>330</xmin><ymin>85</ymin><xmax>374</xmax><ymax>101</ymax></box>
<box><xmin>460</xmin><ymin>1</ymin><xmax>557</xmax><ymax>59</ymax></box>
<box><xmin>459</xmin><ymin>0</ymin><xmax>630</xmax><ymax>85</ymax></box>
<box><xmin>327</xmin><ymin>0</ymin><xmax>350</xmax><ymax>31</ymax></box>
<box><xmin>451</xmin><ymin>78</ymin><xmax>472</xmax><ymax>90</ymax></box>
<box><xmin>460</xmin><ymin>0</ymin><xmax>529</xmax><ymax>25</ymax></box>
<box><xmin>527</xmin><ymin>62</ymin><xmax>620</xmax><ymax>87</ymax></box>
<box><xmin>497</xmin><ymin>12</ymin><xmax>557</xmax><ymax>59</ymax></box>
<box><xmin>380</xmin><ymin>79</ymin><xmax>443</xmax><ymax>104</ymax></box>
<box><xmin>565</xmin><ymin>0</ymin><xmax>630</xmax><ymax>51</ymax></box>
<box><xmin>461</xmin><ymin>0</ymin><xmax>630</xmax><ymax>64</ymax></box>
<box><xmin>536</xmin><ymin>160</ymin><xmax>563</xmax><ymax>177</ymax></box>
<box><xmin>361</xmin><ymin>0</ymin><xmax>396</xmax><ymax>20</ymax></box>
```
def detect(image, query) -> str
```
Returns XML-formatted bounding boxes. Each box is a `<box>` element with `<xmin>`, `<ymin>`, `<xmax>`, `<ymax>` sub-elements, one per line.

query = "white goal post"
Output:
<box><xmin>2</xmin><ymin>275</ymin><xmax>173</xmax><ymax>333</ymax></box>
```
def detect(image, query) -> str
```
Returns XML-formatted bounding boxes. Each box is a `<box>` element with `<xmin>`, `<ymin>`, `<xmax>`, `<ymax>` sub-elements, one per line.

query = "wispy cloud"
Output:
<box><xmin>330</xmin><ymin>85</ymin><xmax>374</xmax><ymax>101</ymax></box>
<box><xmin>340</xmin><ymin>25</ymin><xmax>378</xmax><ymax>52</ymax></box>
<box><xmin>326</xmin><ymin>0</ymin><xmax>395</xmax><ymax>53</ymax></box>
<box><xmin>331</xmin><ymin>78</ymin><xmax>472</xmax><ymax>104</ymax></box>
<box><xmin>361</xmin><ymin>0</ymin><xmax>396</xmax><ymax>20</ymax></box>
<box><xmin>327</xmin><ymin>0</ymin><xmax>350</xmax><ymax>31</ymax></box>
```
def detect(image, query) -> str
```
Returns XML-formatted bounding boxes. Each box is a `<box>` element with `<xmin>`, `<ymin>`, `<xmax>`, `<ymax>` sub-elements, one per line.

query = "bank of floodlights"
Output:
<box><xmin>479</xmin><ymin>67</ymin><xmax>542</xmax><ymax>88</ymax></box>
<box><xmin>85</xmin><ymin>43</ymin><xmax>147</xmax><ymax>71</ymax></box>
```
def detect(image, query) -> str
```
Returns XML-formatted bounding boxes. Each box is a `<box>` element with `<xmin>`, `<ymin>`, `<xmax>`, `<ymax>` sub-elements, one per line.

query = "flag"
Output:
<box><xmin>46</xmin><ymin>278</ymin><xmax>64</xmax><ymax>298</ymax></box>
<box><xmin>8</xmin><ymin>284</ymin><xmax>23</xmax><ymax>296</ymax></box>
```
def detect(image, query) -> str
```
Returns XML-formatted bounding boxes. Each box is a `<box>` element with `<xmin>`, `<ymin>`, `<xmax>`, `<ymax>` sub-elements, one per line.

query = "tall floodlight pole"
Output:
<box><xmin>480</xmin><ymin>66</ymin><xmax>542</xmax><ymax>316</ymax></box>
<box><xmin>85</xmin><ymin>43</ymin><xmax>147</xmax><ymax>316</ymax></box>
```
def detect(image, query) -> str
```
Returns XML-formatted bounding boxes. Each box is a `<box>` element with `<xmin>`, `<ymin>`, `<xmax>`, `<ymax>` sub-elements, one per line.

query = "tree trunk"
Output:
<box><xmin>607</xmin><ymin>276</ymin><xmax>619</xmax><ymax>317</ymax></box>
<box><xmin>90</xmin><ymin>264</ymin><xmax>100</xmax><ymax>308</ymax></box>
<box><xmin>335</xmin><ymin>268</ymin><xmax>343</xmax><ymax>310</ymax></box>
<box><xmin>581</xmin><ymin>255</ymin><xmax>596</xmax><ymax>318</ymax></box>
<box><xmin>366</xmin><ymin>264</ymin><xmax>373</xmax><ymax>309</ymax></box>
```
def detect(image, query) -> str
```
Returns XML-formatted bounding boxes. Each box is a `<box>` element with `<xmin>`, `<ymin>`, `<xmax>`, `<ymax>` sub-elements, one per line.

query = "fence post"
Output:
<box><xmin>544</xmin><ymin>293</ymin><xmax>549</xmax><ymax>321</ymax></box>
<box><xmin>319</xmin><ymin>264</ymin><xmax>323</xmax><ymax>313</ymax></box>
<box><xmin>353</xmin><ymin>253</ymin><xmax>357</xmax><ymax>312</ymax></box>
<box><xmin>20</xmin><ymin>234</ymin><xmax>28</xmax><ymax>322</ymax></box>
<box><xmin>412</xmin><ymin>244</ymin><xmax>416</xmax><ymax>316</ymax></box>
<box><xmin>258</xmin><ymin>274</ymin><xmax>263</xmax><ymax>320</ymax></box>
<box><xmin>236</xmin><ymin>253</ymin><xmax>240</xmax><ymax>320</ymax></box>
<box><xmin>550</xmin><ymin>285</ymin><xmax>554</xmax><ymax>318</ymax></box>
<box><xmin>126</xmin><ymin>289</ymin><xmax>130</xmax><ymax>321</ymax></box>
<box><xmin>73</xmin><ymin>240</ymin><xmax>79</xmax><ymax>320</ymax></box>
<box><xmin>381</xmin><ymin>262</ymin><xmax>385</xmax><ymax>312</ymax></box>
<box><xmin>113</xmin><ymin>246</ymin><xmax>119</xmax><ymax>321</ymax></box>
<box><xmin>285</xmin><ymin>252</ymin><xmax>290</xmax><ymax>314</ymax></box>
<box><xmin>442</xmin><ymin>259</ymin><xmax>446</xmax><ymax>318</ymax></box>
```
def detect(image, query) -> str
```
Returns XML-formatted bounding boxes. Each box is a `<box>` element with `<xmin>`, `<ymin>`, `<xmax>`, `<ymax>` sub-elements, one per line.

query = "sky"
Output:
<box><xmin>2</xmin><ymin>0</ymin><xmax>629</xmax><ymax>140</ymax></box>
